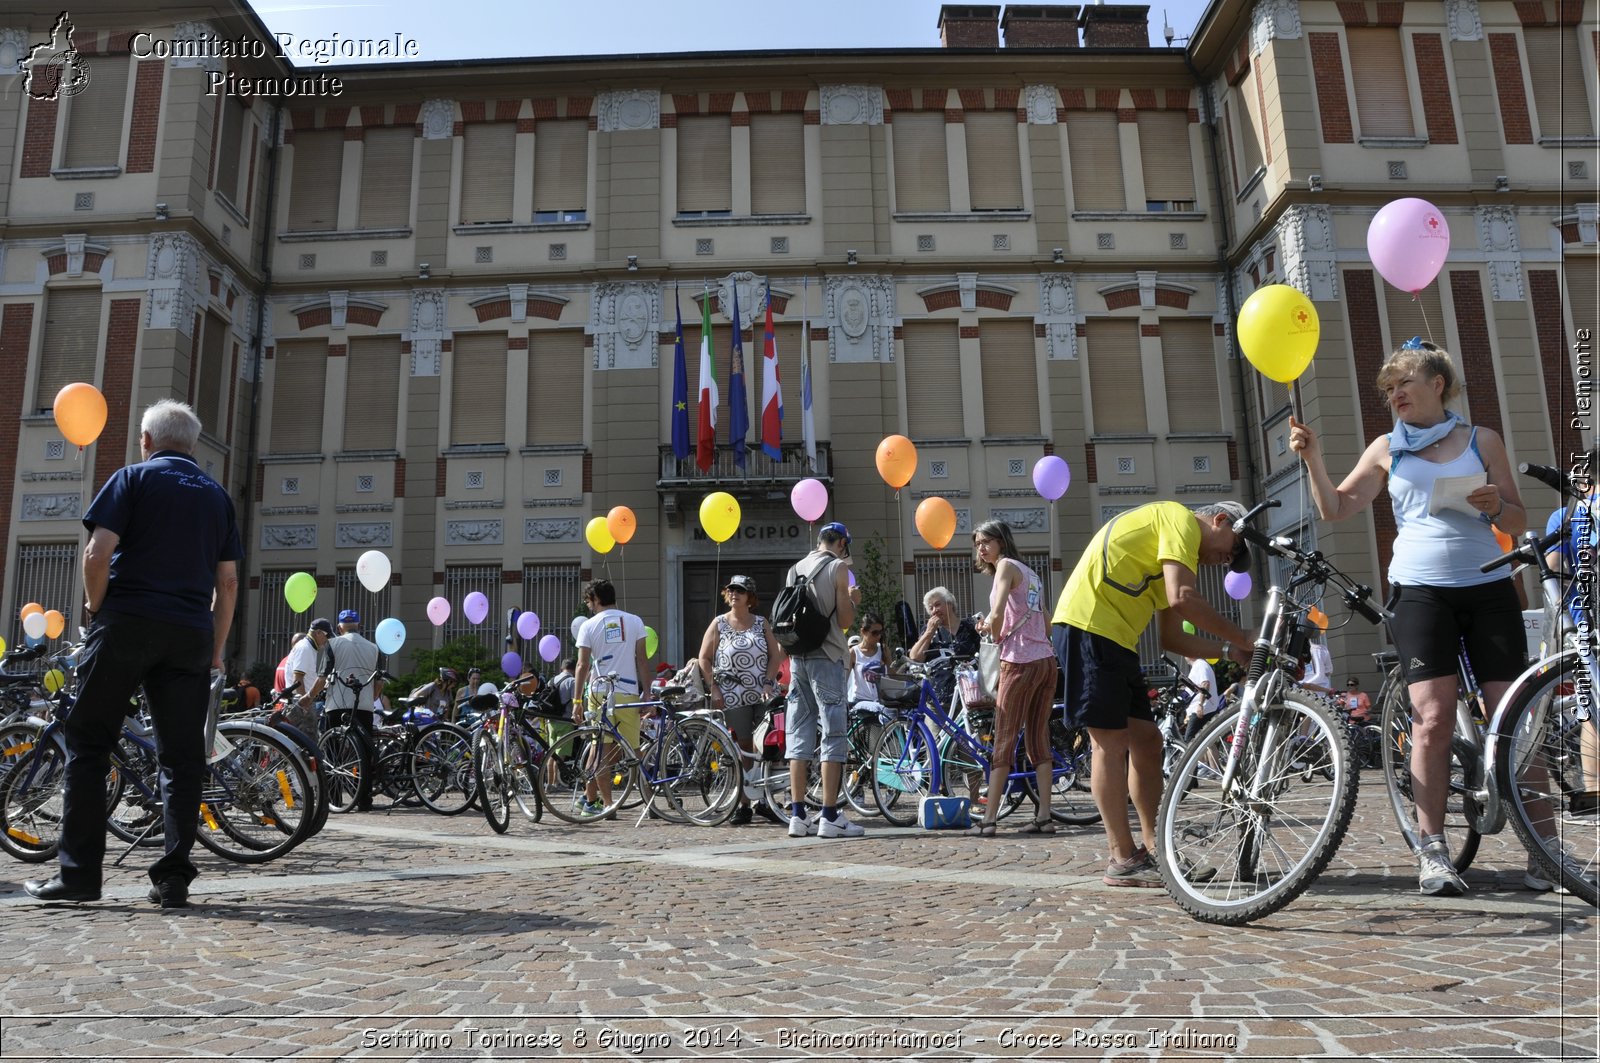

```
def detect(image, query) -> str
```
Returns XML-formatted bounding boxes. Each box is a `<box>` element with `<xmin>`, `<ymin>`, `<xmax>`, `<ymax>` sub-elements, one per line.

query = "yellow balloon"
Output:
<box><xmin>0</xmin><ymin>635</ymin><xmax>6</xmax><ymax>656</ymax></box>
<box><xmin>43</xmin><ymin>668</ymin><xmax>66</xmax><ymax>694</ymax></box>
<box><xmin>585</xmin><ymin>516</ymin><xmax>616</xmax><ymax>555</ymax></box>
<box><xmin>699</xmin><ymin>491</ymin><xmax>742</xmax><ymax>544</ymax></box>
<box><xmin>1237</xmin><ymin>283</ymin><xmax>1320</xmax><ymax>383</ymax></box>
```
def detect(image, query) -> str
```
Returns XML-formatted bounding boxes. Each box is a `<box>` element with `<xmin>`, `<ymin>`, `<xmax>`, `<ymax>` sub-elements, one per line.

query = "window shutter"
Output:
<box><xmin>62</xmin><ymin>55</ymin><xmax>127</xmax><ymax>168</ymax></box>
<box><xmin>1566</xmin><ymin>258</ymin><xmax>1599</xmax><ymax>344</ymax></box>
<box><xmin>35</xmin><ymin>288</ymin><xmax>103</xmax><ymax>413</ymax></box>
<box><xmin>979</xmin><ymin>321</ymin><xmax>1039</xmax><ymax>435</ymax></box>
<box><xmin>533</xmin><ymin>119</ymin><xmax>588</xmax><ymax>216</ymax></box>
<box><xmin>1085</xmin><ymin>320</ymin><xmax>1147</xmax><ymax>433</ymax></box>
<box><xmin>1382</xmin><ymin>283</ymin><xmax>1444</xmax><ymax>352</ymax></box>
<box><xmin>677</xmin><ymin>115</ymin><xmax>732</xmax><ymax>213</ymax></box>
<box><xmin>1137</xmin><ymin>111</ymin><xmax>1195</xmax><ymax>205</ymax></box>
<box><xmin>269</xmin><ymin>341</ymin><xmax>326</xmax><ymax>453</ymax></box>
<box><xmin>459</xmin><ymin>122</ymin><xmax>515</xmax><ymax>224</ymax></box>
<box><xmin>343</xmin><ymin>336</ymin><xmax>400</xmax><ymax>451</ymax></box>
<box><xmin>527</xmin><ymin>330</ymin><xmax>584</xmax><ymax>443</ymax></box>
<box><xmin>1066</xmin><ymin>112</ymin><xmax>1126</xmax><ymax>211</ymax></box>
<box><xmin>358</xmin><ymin>128</ymin><xmax>414</xmax><ymax>229</ymax></box>
<box><xmin>1233</xmin><ymin>73</ymin><xmax>1264</xmax><ymax>177</ymax></box>
<box><xmin>1525</xmin><ymin>28</ymin><xmax>1594</xmax><ymax>138</ymax></box>
<box><xmin>750</xmin><ymin>113</ymin><xmax>805</xmax><ymax>215</ymax></box>
<box><xmin>1261</xmin><ymin>373</ymin><xmax>1290</xmax><ymax>418</ymax></box>
<box><xmin>904</xmin><ymin>322</ymin><xmax>963</xmax><ymax>438</ymax></box>
<box><xmin>1349</xmin><ymin>28</ymin><xmax>1416</xmax><ymax>137</ymax></box>
<box><xmin>287</xmin><ymin>130</ymin><xmax>344</xmax><ymax>231</ymax></box>
<box><xmin>892</xmin><ymin>113</ymin><xmax>951</xmax><ymax>212</ymax></box>
<box><xmin>1159</xmin><ymin>319</ymin><xmax>1220</xmax><ymax>432</ymax></box>
<box><xmin>215</xmin><ymin>99</ymin><xmax>248</xmax><ymax>204</ymax></box>
<box><xmin>774</xmin><ymin>322</ymin><xmax>804</xmax><ymax>427</ymax></box>
<box><xmin>451</xmin><ymin>332</ymin><xmax>508</xmax><ymax>444</ymax></box>
<box><xmin>196</xmin><ymin>312</ymin><xmax>229</xmax><ymax>437</ymax></box>
<box><xmin>965</xmin><ymin>112</ymin><xmax>1023</xmax><ymax>211</ymax></box>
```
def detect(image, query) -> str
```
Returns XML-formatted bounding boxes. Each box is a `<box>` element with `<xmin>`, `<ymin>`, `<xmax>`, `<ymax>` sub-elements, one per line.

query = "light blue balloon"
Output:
<box><xmin>374</xmin><ymin>617</ymin><xmax>406</xmax><ymax>655</ymax></box>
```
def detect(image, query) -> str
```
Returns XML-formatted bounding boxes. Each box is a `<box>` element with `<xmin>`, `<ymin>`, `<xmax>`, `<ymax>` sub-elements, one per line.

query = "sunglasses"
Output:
<box><xmin>864</xmin><ymin>627</ymin><xmax>885</xmax><ymax>636</ymax></box>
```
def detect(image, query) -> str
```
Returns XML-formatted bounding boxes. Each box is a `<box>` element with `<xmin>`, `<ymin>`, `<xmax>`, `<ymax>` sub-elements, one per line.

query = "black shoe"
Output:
<box><xmin>752</xmin><ymin>802</ymin><xmax>783</xmax><ymax>825</ymax></box>
<box><xmin>23</xmin><ymin>877</ymin><xmax>101</xmax><ymax>903</ymax></box>
<box><xmin>1570</xmin><ymin>791</ymin><xmax>1600</xmax><ymax>817</ymax></box>
<box><xmin>730</xmin><ymin>804</ymin><xmax>753</xmax><ymax>826</ymax></box>
<box><xmin>147</xmin><ymin>877</ymin><xmax>190</xmax><ymax>909</ymax></box>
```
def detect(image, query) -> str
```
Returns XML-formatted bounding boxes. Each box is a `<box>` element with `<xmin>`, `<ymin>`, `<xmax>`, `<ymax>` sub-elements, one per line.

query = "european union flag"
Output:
<box><xmin>670</xmin><ymin>285</ymin><xmax>690</xmax><ymax>461</ymax></box>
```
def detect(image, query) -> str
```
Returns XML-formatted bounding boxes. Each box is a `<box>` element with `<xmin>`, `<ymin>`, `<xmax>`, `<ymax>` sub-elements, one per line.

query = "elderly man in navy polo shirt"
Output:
<box><xmin>24</xmin><ymin>400</ymin><xmax>242</xmax><ymax>910</ymax></box>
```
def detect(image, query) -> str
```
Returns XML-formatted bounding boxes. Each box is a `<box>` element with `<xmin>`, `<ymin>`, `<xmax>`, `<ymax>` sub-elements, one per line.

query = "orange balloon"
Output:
<box><xmin>43</xmin><ymin>610</ymin><xmax>65</xmax><ymax>639</ymax></box>
<box><xmin>1492</xmin><ymin>527</ymin><xmax>1514</xmax><ymax>553</ymax></box>
<box><xmin>53</xmin><ymin>382</ymin><xmax>108</xmax><ymax>448</ymax></box>
<box><xmin>915</xmin><ymin>496</ymin><xmax>957</xmax><ymax>549</ymax></box>
<box><xmin>606</xmin><ymin>506</ymin><xmax>637</xmax><ymax>545</ymax></box>
<box><xmin>19</xmin><ymin>603</ymin><xmax>43</xmax><ymax>620</ymax></box>
<box><xmin>875</xmin><ymin>435</ymin><xmax>918</xmax><ymax>490</ymax></box>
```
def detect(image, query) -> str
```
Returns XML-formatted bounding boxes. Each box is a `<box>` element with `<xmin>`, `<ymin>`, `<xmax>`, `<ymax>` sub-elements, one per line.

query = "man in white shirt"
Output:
<box><xmin>283</xmin><ymin>618</ymin><xmax>333</xmax><ymax>736</ymax></box>
<box><xmin>1181</xmin><ymin>654</ymin><xmax>1221</xmax><ymax>742</ymax></box>
<box><xmin>325</xmin><ymin>609</ymin><xmax>383</xmax><ymax>811</ymax></box>
<box><xmin>573</xmin><ymin>580</ymin><xmax>649</xmax><ymax>812</ymax></box>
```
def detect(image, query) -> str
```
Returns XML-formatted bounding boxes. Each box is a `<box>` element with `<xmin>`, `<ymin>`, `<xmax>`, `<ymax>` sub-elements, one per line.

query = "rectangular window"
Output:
<box><xmin>527</xmin><ymin>330</ymin><xmax>584</xmax><ymax>444</ymax></box>
<box><xmin>523</xmin><ymin>561</ymin><xmax>582</xmax><ymax>661</ymax></box>
<box><xmin>749</xmin><ymin>113</ymin><xmax>805</xmax><ymax>215</ymax></box>
<box><xmin>215</xmin><ymin>98</ymin><xmax>249</xmax><ymax>205</ymax></box>
<box><xmin>1085</xmin><ymin>319</ymin><xmax>1147</xmax><ymax>434</ymax></box>
<box><xmin>459</xmin><ymin>122</ymin><xmax>516</xmax><ymax>224</ymax></box>
<box><xmin>978</xmin><ymin>320</ymin><xmax>1039</xmax><ymax>436</ymax></box>
<box><xmin>903</xmin><ymin>322</ymin><xmax>963</xmax><ymax>439</ymax></box>
<box><xmin>1066</xmin><ymin>112</ymin><xmax>1125</xmax><ymax>212</ymax></box>
<box><xmin>1348</xmin><ymin>28</ymin><xmax>1416</xmax><ymax>138</ymax></box>
<box><xmin>1159</xmin><ymin>319</ymin><xmax>1221</xmax><ymax>432</ymax></box>
<box><xmin>532</xmin><ymin>119</ymin><xmax>588</xmax><ymax>221</ymax></box>
<box><xmin>1566</xmin><ymin>258</ymin><xmax>1599</xmax><ymax>342</ymax></box>
<box><xmin>441</xmin><ymin>565</ymin><xmax>499</xmax><ymax>647</ymax></box>
<box><xmin>676</xmin><ymin>115</ymin><xmax>732</xmax><ymax>214</ymax></box>
<box><xmin>35</xmin><ymin>288</ymin><xmax>102</xmax><ymax>414</ymax></box>
<box><xmin>196</xmin><ymin>311</ymin><xmax>229</xmax><ymax>438</ymax></box>
<box><xmin>13</xmin><ymin>544</ymin><xmax>77</xmax><ymax>640</ymax></box>
<box><xmin>1525</xmin><ymin>28</ymin><xmax>1594</xmax><ymax>139</ymax></box>
<box><xmin>892</xmin><ymin>112</ymin><xmax>951</xmax><ymax>212</ymax></box>
<box><xmin>1381</xmin><ymin>283</ymin><xmax>1444</xmax><ymax>353</ymax></box>
<box><xmin>1260</xmin><ymin>373</ymin><xmax>1290</xmax><ymax>418</ymax></box>
<box><xmin>1137</xmin><ymin>111</ymin><xmax>1195</xmax><ymax>209</ymax></box>
<box><xmin>269</xmin><ymin>340</ymin><xmax>326</xmax><ymax>453</ymax></box>
<box><xmin>287</xmin><ymin>130</ymin><xmax>344</xmax><ymax>231</ymax></box>
<box><xmin>1233</xmin><ymin>71</ymin><xmax>1266</xmax><ymax>180</ymax></box>
<box><xmin>358</xmin><ymin>127</ymin><xmax>414</xmax><ymax>229</ymax></box>
<box><xmin>343</xmin><ymin>336</ymin><xmax>401</xmax><ymax>451</ymax></box>
<box><xmin>965</xmin><ymin>111</ymin><xmax>1023</xmax><ymax>211</ymax></box>
<box><xmin>335</xmin><ymin>567</ymin><xmax>392</xmax><ymax>627</ymax></box>
<box><xmin>62</xmin><ymin>55</ymin><xmax>128</xmax><ymax>168</ymax></box>
<box><xmin>257</xmin><ymin>570</ymin><xmax>298</xmax><ymax>665</ymax></box>
<box><xmin>451</xmin><ymin>332</ymin><xmax>507</xmax><ymax>445</ymax></box>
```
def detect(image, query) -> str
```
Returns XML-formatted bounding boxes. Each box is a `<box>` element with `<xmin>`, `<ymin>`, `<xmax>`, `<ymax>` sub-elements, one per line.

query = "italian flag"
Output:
<box><xmin>695</xmin><ymin>294</ymin><xmax>718</xmax><ymax>471</ymax></box>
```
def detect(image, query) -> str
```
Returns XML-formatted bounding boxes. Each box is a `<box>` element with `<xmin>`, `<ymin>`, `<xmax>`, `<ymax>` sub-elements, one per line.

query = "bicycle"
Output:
<box><xmin>1156</xmin><ymin>498</ymin><xmax>1377</xmax><ymax>924</ymax></box>
<box><xmin>468</xmin><ymin>681</ymin><xmax>549</xmax><ymax>833</ymax></box>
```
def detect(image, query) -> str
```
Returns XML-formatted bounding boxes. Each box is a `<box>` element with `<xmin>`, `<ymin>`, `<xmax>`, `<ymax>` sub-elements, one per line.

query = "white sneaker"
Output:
<box><xmin>817</xmin><ymin>812</ymin><xmax>865</xmax><ymax>838</ymax></box>
<box><xmin>1418</xmin><ymin>846</ymin><xmax>1467</xmax><ymax>897</ymax></box>
<box><xmin>1524</xmin><ymin>860</ymin><xmax>1569</xmax><ymax>894</ymax></box>
<box><xmin>787</xmin><ymin>812</ymin><xmax>817</xmax><ymax>838</ymax></box>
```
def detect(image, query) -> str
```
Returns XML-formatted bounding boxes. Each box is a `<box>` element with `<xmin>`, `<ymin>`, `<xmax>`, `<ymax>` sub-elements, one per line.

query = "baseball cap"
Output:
<box><xmin>337</xmin><ymin>609</ymin><xmax>360</xmax><ymax>624</ymax></box>
<box><xmin>820</xmin><ymin>521</ymin><xmax>851</xmax><ymax>555</ymax></box>
<box><xmin>309</xmin><ymin>618</ymin><xmax>334</xmax><ymax>635</ymax></box>
<box><xmin>725</xmin><ymin>574</ymin><xmax>757</xmax><ymax>594</ymax></box>
<box><xmin>1209</xmin><ymin>501</ymin><xmax>1253</xmax><ymax>573</ymax></box>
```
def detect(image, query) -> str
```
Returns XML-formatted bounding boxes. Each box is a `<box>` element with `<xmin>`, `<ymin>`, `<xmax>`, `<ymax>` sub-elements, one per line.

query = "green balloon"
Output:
<box><xmin>1181</xmin><ymin>620</ymin><xmax>1196</xmax><ymax>635</ymax></box>
<box><xmin>284</xmin><ymin>571</ymin><xmax>317</xmax><ymax>614</ymax></box>
<box><xmin>645</xmin><ymin>625</ymin><xmax>659</xmax><ymax>658</ymax></box>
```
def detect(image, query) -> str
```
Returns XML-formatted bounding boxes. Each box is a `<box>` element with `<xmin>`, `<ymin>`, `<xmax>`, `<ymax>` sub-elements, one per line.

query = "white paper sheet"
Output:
<box><xmin>1428</xmin><ymin>471</ymin><xmax>1487</xmax><ymax>518</ymax></box>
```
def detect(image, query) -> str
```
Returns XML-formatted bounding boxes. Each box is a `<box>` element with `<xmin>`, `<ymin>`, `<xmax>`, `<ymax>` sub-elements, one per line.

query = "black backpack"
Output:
<box><xmin>771</xmin><ymin>558</ymin><xmax>835</xmax><ymax>655</ymax></box>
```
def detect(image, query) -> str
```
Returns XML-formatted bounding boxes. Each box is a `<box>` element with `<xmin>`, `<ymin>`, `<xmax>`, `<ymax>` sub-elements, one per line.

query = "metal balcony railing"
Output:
<box><xmin>658</xmin><ymin>442</ymin><xmax>830</xmax><ymax>487</ymax></box>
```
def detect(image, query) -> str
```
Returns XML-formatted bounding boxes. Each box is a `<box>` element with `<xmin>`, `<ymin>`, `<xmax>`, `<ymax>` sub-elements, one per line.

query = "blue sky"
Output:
<box><xmin>251</xmin><ymin>0</ymin><xmax>1217</xmax><ymax>62</ymax></box>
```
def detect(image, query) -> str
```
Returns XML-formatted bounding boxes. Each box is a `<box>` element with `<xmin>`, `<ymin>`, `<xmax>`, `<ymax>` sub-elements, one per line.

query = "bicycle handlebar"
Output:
<box><xmin>1520</xmin><ymin>461</ymin><xmax>1577</xmax><ymax>500</ymax></box>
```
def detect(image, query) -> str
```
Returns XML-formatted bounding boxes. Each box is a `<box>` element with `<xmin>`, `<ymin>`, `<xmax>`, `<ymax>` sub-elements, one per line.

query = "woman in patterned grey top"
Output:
<box><xmin>696</xmin><ymin>574</ymin><xmax>785</xmax><ymax>824</ymax></box>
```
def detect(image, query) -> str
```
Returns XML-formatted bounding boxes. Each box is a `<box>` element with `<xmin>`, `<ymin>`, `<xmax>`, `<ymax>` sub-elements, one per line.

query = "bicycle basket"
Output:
<box><xmin>877</xmin><ymin>673</ymin><xmax>919</xmax><ymax>707</ymax></box>
<box><xmin>521</xmin><ymin>685</ymin><xmax>567</xmax><ymax>720</ymax></box>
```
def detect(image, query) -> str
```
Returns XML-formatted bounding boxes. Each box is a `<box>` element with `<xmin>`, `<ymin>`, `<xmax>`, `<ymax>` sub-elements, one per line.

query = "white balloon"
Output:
<box><xmin>570</xmin><ymin>615</ymin><xmax>586</xmax><ymax>642</ymax></box>
<box><xmin>477</xmin><ymin>682</ymin><xmax>497</xmax><ymax>697</ymax></box>
<box><xmin>356</xmin><ymin>550</ymin><xmax>391</xmax><ymax>593</ymax></box>
<box><xmin>22</xmin><ymin>612</ymin><xmax>47</xmax><ymax>640</ymax></box>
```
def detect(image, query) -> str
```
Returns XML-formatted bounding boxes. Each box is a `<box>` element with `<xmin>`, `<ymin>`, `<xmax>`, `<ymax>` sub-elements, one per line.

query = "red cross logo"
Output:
<box><xmin>1295</xmin><ymin>310</ymin><xmax>1309</xmax><ymax>325</ymax></box>
<box><xmin>1426</xmin><ymin>215</ymin><xmax>1439</xmax><ymax>230</ymax></box>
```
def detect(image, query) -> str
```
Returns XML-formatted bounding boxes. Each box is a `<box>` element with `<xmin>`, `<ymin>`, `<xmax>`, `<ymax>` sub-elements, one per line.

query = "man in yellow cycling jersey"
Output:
<box><xmin>1051</xmin><ymin>500</ymin><xmax>1255</xmax><ymax>888</ymax></box>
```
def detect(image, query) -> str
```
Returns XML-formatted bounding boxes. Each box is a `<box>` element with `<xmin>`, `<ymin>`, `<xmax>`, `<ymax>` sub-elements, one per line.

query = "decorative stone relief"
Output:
<box><xmin>329</xmin><ymin>290</ymin><xmax>348</xmax><ymax>330</ymax></box>
<box><xmin>824</xmin><ymin>274</ymin><xmax>895</xmax><ymax>363</ymax></box>
<box><xmin>1022</xmin><ymin>85</ymin><xmax>1058</xmax><ymax>125</ymax></box>
<box><xmin>1446</xmin><ymin>0</ymin><xmax>1483</xmax><ymax>41</ymax></box>
<box><xmin>1487</xmin><ymin>261</ymin><xmax>1524</xmax><ymax>302</ymax></box>
<box><xmin>507</xmin><ymin>283</ymin><xmax>528</xmax><ymax>324</ymax></box>
<box><xmin>231</xmin><ymin>292</ymin><xmax>253</xmax><ymax>343</ymax></box>
<box><xmin>590</xmin><ymin>281</ymin><xmax>661</xmax><ymax>370</ymax></box>
<box><xmin>715</xmin><ymin>272</ymin><xmax>768</xmax><ymax>332</ymax></box>
<box><xmin>146</xmin><ymin>232</ymin><xmax>202</xmax><ymax>330</ymax></box>
<box><xmin>20</xmin><ymin>493</ymin><xmax>81</xmax><ymax>521</ymax></box>
<box><xmin>335</xmin><ymin>522</ymin><xmax>392</xmax><ymax>548</ymax></box>
<box><xmin>596</xmin><ymin>89</ymin><xmax>659</xmax><ymax>132</ymax></box>
<box><xmin>446</xmin><ymin>520</ymin><xmax>503</xmax><ymax>545</ymax></box>
<box><xmin>1038</xmin><ymin>274</ymin><xmax>1078</xmax><ymax>360</ymax></box>
<box><xmin>957</xmin><ymin>273</ymin><xmax>978</xmax><ymax>312</ymax></box>
<box><xmin>1476</xmin><ymin>206</ymin><xmax>1523</xmax><ymax>302</ymax></box>
<box><xmin>1578</xmin><ymin>204</ymin><xmax>1599</xmax><ymax>245</ymax></box>
<box><xmin>419</xmin><ymin>99</ymin><xmax>454</xmax><ymax>140</ymax></box>
<box><xmin>0</xmin><ymin>28</ymin><xmax>29</xmax><ymax>75</ymax></box>
<box><xmin>170</xmin><ymin>22</ymin><xmax>222</xmax><ymax>72</ymax></box>
<box><xmin>261</xmin><ymin>524</ymin><xmax>317</xmax><ymax>549</ymax></box>
<box><xmin>409</xmin><ymin>288</ymin><xmax>446</xmax><ymax>376</ymax></box>
<box><xmin>1250</xmin><ymin>0</ymin><xmax>1302</xmax><ymax>55</ymax></box>
<box><xmin>63</xmin><ymin>234</ymin><xmax>85</xmax><ymax>277</ymax></box>
<box><xmin>1136</xmin><ymin>271</ymin><xmax>1158</xmax><ymax>310</ymax></box>
<box><xmin>954</xmin><ymin>508</ymin><xmax>971</xmax><ymax>535</ymax></box>
<box><xmin>524</xmin><ymin>517</ymin><xmax>581</xmax><ymax>543</ymax></box>
<box><xmin>819</xmin><ymin>85</ymin><xmax>883</xmax><ymax>126</ymax></box>
<box><xmin>1276</xmin><ymin>205</ymin><xmax>1339</xmax><ymax>302</ymax></box>
<box><xmin>990</xmin><ymin>507</ymin><xmax>1047</xmax><ymax>532</ymax></box>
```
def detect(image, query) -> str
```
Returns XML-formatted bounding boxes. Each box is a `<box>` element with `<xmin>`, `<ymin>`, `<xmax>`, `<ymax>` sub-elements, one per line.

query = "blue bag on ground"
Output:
<box><xmin>917</xmin><ymin>795</ymin><xmax>971</xmax><ymax>829</ymax></box>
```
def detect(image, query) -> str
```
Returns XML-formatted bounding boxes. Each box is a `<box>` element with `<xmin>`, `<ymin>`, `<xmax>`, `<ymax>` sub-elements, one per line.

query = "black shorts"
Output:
<box><xmin>1388</xmin><ymin>579</ymin><xmax>1528</xmax><ymax>684</ymax></box>
<box><xmin>1053</xmin><ymin>623</ymin><xmax>1154</xmax><ymax>731</ymax></box>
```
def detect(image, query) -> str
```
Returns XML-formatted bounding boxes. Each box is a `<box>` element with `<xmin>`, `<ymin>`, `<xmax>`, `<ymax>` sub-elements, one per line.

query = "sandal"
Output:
<box><xmin>966</xmin><ymin>821</ymin><xmax>998</xmax><ymax>837</ymax></box>
<box><xmin>1016</xmin><ymin>816</ymin><xmax>1057</xmax><ymax>834</ymax></box>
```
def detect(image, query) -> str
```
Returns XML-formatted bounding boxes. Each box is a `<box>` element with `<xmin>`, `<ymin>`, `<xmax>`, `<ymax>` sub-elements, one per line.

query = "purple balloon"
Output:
<box><xmin>501</xmin><ymin>651</ymin><xmax>523</xmax><ymax>677</ymax></box>
<box><xmin>538</xmin><ymin>634</ymin><xmax>561</xmax><ymax>662</ymax></box>
<box><xmin>1032</xmin><ymin>455</ymin><xmax>1071</xmax><ymax>501</ymax></box>
<box><xmin>1224</xmin><ymin>570</ymin><xmax>1253</xmax><ymax>600</ymax></box>
<box><xmin>516</xmin><ymin>611</ymin><xmax>540</xmax><ymax>640</ymax></box>
<box><xmin>1367</xmin><ymin>197</ymin><xmax>1450</xmax><ymax>294</ymax></box>
<box><xmin>790</xmin><ymin>478</ymin><xmax>829</xmax><ymax>522</ymax></box>
<box><xmin>463</xmin><ymin>591</ymin><xmax>489</xmax><ymax>625</ymax></box>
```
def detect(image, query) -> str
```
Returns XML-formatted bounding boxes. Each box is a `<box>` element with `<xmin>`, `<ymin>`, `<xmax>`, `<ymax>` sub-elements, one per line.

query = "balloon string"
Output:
<box><xmin>1414</xmin><ymin>292</ymin><xmax>1437</xmax><ymax>346</ymax></box>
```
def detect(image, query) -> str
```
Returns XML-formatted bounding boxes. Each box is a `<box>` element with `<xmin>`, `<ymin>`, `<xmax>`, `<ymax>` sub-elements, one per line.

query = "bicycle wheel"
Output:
<box><xmin>1026</xmin><ymin>719</ymin><xmax>1101</xmax><ymax>826</ymax></box>
<box><xmin>839</xmin><ymin>711</ymin><xmax>881</xmax><ymax>819</ymax></box>
<box><xmin>0</xmin><ymin>733</ymin><xmax>67</xmax><ymax>862</ymax></box>
<box><xmin>511</xmin><ymin>731</ymin><xmax>544</xmax><ymax>822</ymax></box>
<box><xmin>367</xmin><ymin>733</ymin><xmax>414</xmax><ymax>810</ymax></box>
<box><xmin>271</xmin><ymin>720</ymin><xmax>331</xmax><ymax>840</ymax></box>
<box><xmin>542</xmin><ymin>727</ymin><xmax>631</xmax><ymax>824</ymax></box>
<box><xmin>1493</xmin><ymin>653</ymin><xmax>1599</xmax><ymax>907</ymax></box>
<box><xmin>319</xmin><ymin>725</ymin><xmax>368</xmax><ymax>815</ymax></box>
<box><xmin>410</xmin><ymin>723</ymin><xmax>476</xmax><ymax>816</ymax></box>
<box><xmin>1157</xmin><ymin>694</ymin><xmax>1359</xmax><ymax>925</ymax></box>
<box><xmin>105</xmin><ymin>731</ymin><xmax>165</xmax><ymax>847</ymax></box>
<box><xmin>196</xmin><ymin>722</ymin><xmax>315</xmax><ymax>863</ymax></box>
<box><xmin>870</xmin><ymin>717</ymin><xmax>939</xmax><ymax>827</ymax></box>
<box><xmin>473</xmin><ymin>731</ymin><xmax>512</xmax><ymax>833</ymax></box>
<box><xmin>1378</xmin><ymin>684</ymin><xmax>1482</xmax><ymax>873</ymax></box>
<box><xmin>655</xmin><ymin>717</ymin><xmax>740</xmax><ymax>826</ymax></box>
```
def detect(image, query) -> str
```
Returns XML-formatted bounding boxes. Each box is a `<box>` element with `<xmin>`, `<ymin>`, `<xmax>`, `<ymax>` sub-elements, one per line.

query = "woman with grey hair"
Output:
<box><xmin>909</xmin><ymin>587</ymin><xmax>978</xmax><ymax>663</ymax></box>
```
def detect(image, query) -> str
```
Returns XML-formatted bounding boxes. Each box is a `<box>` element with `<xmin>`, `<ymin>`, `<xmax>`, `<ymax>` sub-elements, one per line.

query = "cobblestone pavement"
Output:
<box><xmin>0</xmin><ymin>778</ymin><xmax>1594</xmax><ymax>1062</ymax></box>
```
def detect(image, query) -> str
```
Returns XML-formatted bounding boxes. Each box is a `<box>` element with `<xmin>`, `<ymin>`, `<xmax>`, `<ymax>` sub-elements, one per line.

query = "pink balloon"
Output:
<box><xmin>1367</xmin><ymin>198</ymin><xmax>1450</xmax><ymax>294</ymax></box>
<box><xmin>1032</xmin><ymin>455</ymin><xmax>1071</xmax><ymax>501</ymax></box>
<box><xmin>426</xmin><ymin>597</ymin><xmax>451</xmax><ymax>626</ymax></box>
<box><xmin>463</xmin><ymin>592</ymin><xmax>490</xmax><ymax>625</ymax></box>
<box><xmin>790</xmin><ymin>477</ymin><xmax>829</xmax><ymax>522</ymax></box>
<box><xmin>516</xmin><ymin>611</ymin><xmax>540</xmax><ymax>640</ymax></box>
<box><xmin>1224</xmin><ymin>570</ymin><xmax>1253</xmax><ymax>601</ymax></box>
<box><xmin>848</xmin><ymin>570</ymin><xmax>857</xmax><ymax>589</ymax></box>
<box><xmin>538</xmin><ymin>634</ymin><xmax>561</xmax><ymax>662</ymax></box>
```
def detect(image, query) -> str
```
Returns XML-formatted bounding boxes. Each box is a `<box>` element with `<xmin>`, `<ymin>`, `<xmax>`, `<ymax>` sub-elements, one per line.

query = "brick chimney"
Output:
<box><xmin>1078</xmin><ymin>4</ymin><xmax>1151</xmax><ymax>48</ymax></box>
<box><xmin>1001</xmin><ymin>5</ymin><xmax>1081</xmax><ymax>48</ymax></box>
<box><xmin>938</xmin><ymin>4</ymin><xmax>1002</xmax><ymax>48</ymax></box>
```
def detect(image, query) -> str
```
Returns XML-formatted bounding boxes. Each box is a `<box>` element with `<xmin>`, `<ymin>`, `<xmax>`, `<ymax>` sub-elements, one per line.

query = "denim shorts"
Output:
<box><xmin>785</xmin><ymin>655</ymin><xmax>848</xmax><ymax>763</ymax></box>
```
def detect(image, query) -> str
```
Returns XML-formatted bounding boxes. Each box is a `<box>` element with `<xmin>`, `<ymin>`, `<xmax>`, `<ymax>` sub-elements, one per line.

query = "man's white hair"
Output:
<box><xmin>141</xmin><ymin>399</ymin><xmax>201</xmax><ymax>452</ymax></box>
